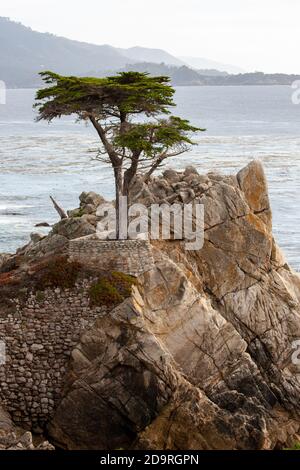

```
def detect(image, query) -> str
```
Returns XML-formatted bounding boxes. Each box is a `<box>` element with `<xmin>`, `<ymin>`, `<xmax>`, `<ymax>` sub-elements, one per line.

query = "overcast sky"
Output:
<box><xmin>1</xmin><ymin>0</ymin><xmax>299</xmax><ymax>73</ymax></box>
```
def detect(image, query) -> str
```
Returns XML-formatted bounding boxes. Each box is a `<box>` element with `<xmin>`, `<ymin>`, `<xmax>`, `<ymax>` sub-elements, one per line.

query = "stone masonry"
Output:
<box><xmin>68</xmin><ymin>237</ymin><xmax>155</xmax><ymax>276</ymax></box>
<box><xmin>0</xmin><ymin>237</ymin><xmax>155</xmax><ymax>432</ymax></box>
<box><xmin>0</xmin><ymin>279</ymin><xmax>107</xmax><ymax>432</ymax></box>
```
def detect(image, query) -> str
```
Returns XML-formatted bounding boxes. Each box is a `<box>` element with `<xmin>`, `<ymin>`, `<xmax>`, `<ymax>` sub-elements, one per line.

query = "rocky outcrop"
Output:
<box><xmin>0</xmin><ymin>405</ymin><xmax>53</xmax><ymax>450</ymax></box>
<box><xmin>0</xmin><ymin>255</ymin><xmax>11</xmax><ymax>270</ymax></box>
<box><xmin>1</xmin><ymin>160</ymin><xmax>300</xmax><ymax>450</ymax></box>
<box><xmin>47</xmin><ymin>161</ymin><xmax>300</xmax><ymax>449</ymax></box>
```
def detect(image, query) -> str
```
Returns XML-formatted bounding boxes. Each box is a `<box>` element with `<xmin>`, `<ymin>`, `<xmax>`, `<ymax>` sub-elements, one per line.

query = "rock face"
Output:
<box><xmin>0</xmin><ymin>405</ymin><xmax>54</xmax><ymax>450</ymax></box>
<box><xmin>1</xmin><ymin>160</ymin><xmax>300</xmax><ymax>450</ymax></box>
<box><xmin>46</xmin><ymin>161</ymin><xmax>300</xmax><ymax>449</ymax></box>
<box><xmin>0</xmin><ymin>254</ymin><xmax>11</xmax><ymax>270</ymax></box>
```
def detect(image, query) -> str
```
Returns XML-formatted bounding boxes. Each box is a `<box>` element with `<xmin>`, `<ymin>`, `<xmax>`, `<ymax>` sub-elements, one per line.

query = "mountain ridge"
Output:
<box><xmin>117</xmin><ymin>46</ymin><xmax>185</xmax><ymax>66</ymax></box>
<box><xmin>0</xmin><ymin>17</ymin><xmax>299</xmax><ymax>88</ymax></box>
<box><xmin>0</xmin><ymin>17</ymin><xmax>242</xmax><ymax>87</ymax></box>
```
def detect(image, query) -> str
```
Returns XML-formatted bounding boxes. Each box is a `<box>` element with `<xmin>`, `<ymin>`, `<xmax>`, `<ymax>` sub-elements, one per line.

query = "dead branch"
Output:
<box><xmin>50</xmin><ymin>196</ymin><xmax>68</xmax><ymax>220</ymax></box>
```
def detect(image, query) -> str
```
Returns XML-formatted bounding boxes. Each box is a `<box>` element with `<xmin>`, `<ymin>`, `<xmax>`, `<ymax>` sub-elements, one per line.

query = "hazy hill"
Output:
<box><xmin>180</xmin><ymin>56</ymin><xmax>245</xmax><ymax>74</ymax></box>
<box><xmin>199</xmin><ymin>72</ymin><xmax>300</xmax><ymax>86</ymax></box>
<box><xmin>0</xmin><ymin>17</ymin><xmax>192</xmax><ymax>87</ymax></box>
<box><xmin>88</xmin><ymin>62</ymin><xmax>225</xmax><ymax>85</ymax></box>
<box><xmin>90</xmin><ymin>62</ymin><xmax>299</xmax><ymax>86</ymax></box>
<box><xmin>118</xmin><ymin>46</ymin><xmax>184</xmax><ymax>66</ymax></box>
<box><xmin>0</xmin><ymin>17</ymin><xmax>241</xmax><ymax>87</ymax></box>
<box><xmin>0</xmin><ymin>17</ymin><xmax>298</xmax><ymax>88</ymax></box>
<box><xmin>121</xmin><ymin>62</ymin><xmax>204</xmax><ymax>85</ymax></box>
<box><xmin>0</xmin><ymin>17</ymin><xmax>134</xmax><ymax>87</ymax></box>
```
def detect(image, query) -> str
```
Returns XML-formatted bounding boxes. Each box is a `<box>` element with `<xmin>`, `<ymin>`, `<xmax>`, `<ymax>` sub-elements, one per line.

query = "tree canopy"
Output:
<box><xmin>35</xmin><ymin>71</ymin><xmax>205</xmax><ymax>237</ymax></box>
<box><xmin>35</xmin><ymin>71</ymin><xmax>175</xmax><ymax>120</ymax></box>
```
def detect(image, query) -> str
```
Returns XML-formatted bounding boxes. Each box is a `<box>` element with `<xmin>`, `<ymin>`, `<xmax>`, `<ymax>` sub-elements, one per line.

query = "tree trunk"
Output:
<box><xmin>123</xmin><ymin>170</ymin><xmax>134</xmax><ymax>209</ymax></box>
<box><xmin>143</xmin><ymin>156</ymin><xmax>165</xmax><ymax>183</ymax></box>
<box><xmin>123</xmin><ymin>152</ymin><xmax>140</xmax><ymax>207</ymax></box>
<box><xmin>114</xmin><ymin>166</ymin><xmax>128</xmax><ymax>240</ymax></box>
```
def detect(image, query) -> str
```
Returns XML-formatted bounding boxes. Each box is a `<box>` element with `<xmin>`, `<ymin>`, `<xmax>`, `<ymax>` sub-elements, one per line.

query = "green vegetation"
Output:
<box><xmin>89</xmin><ymin>271</ymin><xmax>137</xmax><ymax>307</ymax></box>
<box><xmin>284</xmin><ymin>442</ymin><xmax>300</xmax><ymax>450</ymax></box>
<box><xmin>73</xmin><ymin>208</ymin><xmax>85</xmax><ymax>218</ymax></box>
<box><xmin>35</xmin><ymin>71</ymin><xmax>203</xmax><ymax>238</ymax></box>
<box><xmin>35</xmin><ymin>290</ymin><xmax>45</xmax><ymax>303</ymax></box>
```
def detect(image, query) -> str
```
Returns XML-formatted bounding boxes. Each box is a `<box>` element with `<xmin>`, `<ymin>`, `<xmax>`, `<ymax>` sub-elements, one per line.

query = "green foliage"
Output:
<box><xmin>35</xmin><ymin>71</ymin><xmax>203</xmax><ymax>159</ymax></box>
<box><xmin>89</xmin><ymin>278</ymin><xmax>123</xmax><ymax>307</ymax></box>
<box><xmin>284</xmin><ymin>442</ymin><xmax>300</xmax><ymax>450</ymax></box>
<box><xmin>36</xmin><ymin>256</ymin><xmax>81</xmax><ymax>290</ymax></box>
<box><xmin>35</xmin><ymin>71</ymin><xmax>175</xmax><ymax>121</ymax></box>
<box><xmin>73</xmin><ymin>207</ymin><xmax>85</xmax><ymax>218</ymax></box>
<box><xmin>35</xmin><ymin>290</ymin><xmax>45</xmax><ymax>303</ymax></box>
<box><xmin>89</xmin><ymin>271</ymin><xmax>137</xmax><ymax>307</ymax></box>
<box><xmin>111</xmin><ymin>271</ymin><xmax>137</xmax><ymax>296</ymax></box>
<box><xmin>35</xmin><ymin>70</ymin><xmax>205</xmax><ymax>219</ymax></box>
<box><xmin>114</xmin><ymin>116</ymin><xmax>204</xmax><ymax>157</ymax></box>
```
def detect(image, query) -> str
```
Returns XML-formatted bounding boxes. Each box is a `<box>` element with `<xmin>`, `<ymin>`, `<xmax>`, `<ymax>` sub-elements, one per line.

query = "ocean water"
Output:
<box><xmin>0</xmin><ymin>86</ymin><xmax>299</xmax><ymax>270</ymax></box>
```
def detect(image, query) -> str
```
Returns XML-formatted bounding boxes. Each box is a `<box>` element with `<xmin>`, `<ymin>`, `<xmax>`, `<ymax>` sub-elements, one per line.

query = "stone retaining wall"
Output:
<box><xmin>0</xmin><ymin>279</ymin><xmax>106</xmax><ymax>432</ymax></box>
<box><xmin>68</xmin><ymin>237</ymin><xmax>155</xmax><ymax>276</ymax></box>
<box><xmin>0</xmin><ymin>238</ymin><xmax>155</xmax><ymax>432</ymax></box>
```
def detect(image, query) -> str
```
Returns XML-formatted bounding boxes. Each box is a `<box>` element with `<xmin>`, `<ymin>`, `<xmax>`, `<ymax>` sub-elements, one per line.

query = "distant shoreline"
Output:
<box><xmin>5</xmin><ymin>83</ymin><xmax>298</xmax><ymax>91</ymax></box>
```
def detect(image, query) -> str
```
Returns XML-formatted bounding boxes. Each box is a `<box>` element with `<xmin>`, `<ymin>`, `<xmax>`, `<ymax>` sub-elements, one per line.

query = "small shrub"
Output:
<box><xmin>74</xmin><ymin>208</ymin><xmax>85</xmax><ymax>218</ymax></box>
<box><xmin>36</xmin><ymin>290</ymin><xmax>45</xmax><ymax>303</ymax></box>
<box><xmin>89</xmin><ymin>278</ymin><xmax>123</xmax><ymax>307</ymax></box>
<box><xmin>89</xmin><ymin>271</ymin><xmax>137</xmax><ymax>308</ymax></box>
<box><xmin>111</xmin><ymin>271</ymin><xmax>137</xmax><ymax>297</ymax></box>
<box><xmin>284</xmin><ymin>442</ymin><xmax>300</xmax><ymax>450</ymax></box>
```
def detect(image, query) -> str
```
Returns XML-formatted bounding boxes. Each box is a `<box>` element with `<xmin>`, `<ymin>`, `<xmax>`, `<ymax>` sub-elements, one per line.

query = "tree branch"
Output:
<box><xmin>123</xmin><ymin>151</ymin><xmax>141</xmax><ymax>195</ymax></box>
<box><xmin>143</xmin><ymin>148</ymin><xmax>187</xmax><ymax>183</ymax></box>
<box><xmin>50</xmin><ymin>196</ymin><xmax>68</xmax><ymax>220</ymax></box>
<box><xmin>89</xmin><ymin>116</ymin><xmax>120</xmax><ymax>167</ymax></box>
